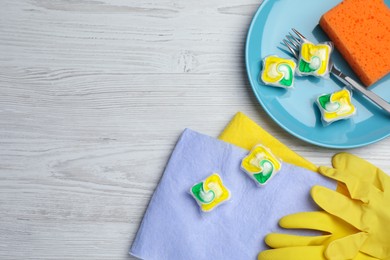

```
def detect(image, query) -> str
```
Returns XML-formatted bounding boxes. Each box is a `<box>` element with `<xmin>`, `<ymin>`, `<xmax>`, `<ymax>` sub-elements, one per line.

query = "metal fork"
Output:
<box><xmin>283</xmin><ymin>28</ymin><xmax>390</xmax><ymax>115</ymax></box>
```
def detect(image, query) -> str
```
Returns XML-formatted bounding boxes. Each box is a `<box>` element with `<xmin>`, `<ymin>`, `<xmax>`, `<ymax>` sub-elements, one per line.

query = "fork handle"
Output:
<box><xmin>331</xmin><ymin>67</ymin><xmax>390</xmax><ymax>115</ymax></box>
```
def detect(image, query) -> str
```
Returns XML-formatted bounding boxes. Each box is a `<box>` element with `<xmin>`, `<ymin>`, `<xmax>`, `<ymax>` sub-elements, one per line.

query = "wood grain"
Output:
<box><xmin>0</xmin><ymin>0</ymin><xmax>389</xmax><ymax>259</ymax></box>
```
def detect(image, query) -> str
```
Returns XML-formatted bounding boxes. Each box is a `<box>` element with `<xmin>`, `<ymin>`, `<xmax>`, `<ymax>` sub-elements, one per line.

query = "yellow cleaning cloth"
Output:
<box><xmin>218</xmin><ymin>112</ymin><xmax>317</xmax><ymax>172</ymax></box>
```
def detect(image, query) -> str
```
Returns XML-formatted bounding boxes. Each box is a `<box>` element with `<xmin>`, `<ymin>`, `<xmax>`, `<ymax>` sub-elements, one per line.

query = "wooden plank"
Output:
<box><xmin>0</xmin><ymin>0</ymin><xmax>389</xmax><ymax>259</ymax></box>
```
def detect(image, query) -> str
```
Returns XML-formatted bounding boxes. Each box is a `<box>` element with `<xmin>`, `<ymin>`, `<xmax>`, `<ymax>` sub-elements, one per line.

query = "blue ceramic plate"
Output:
<box><xmin>246</xmin><ymin>0</ymin><xmax>390</xmax><ymax>148</ymax></box>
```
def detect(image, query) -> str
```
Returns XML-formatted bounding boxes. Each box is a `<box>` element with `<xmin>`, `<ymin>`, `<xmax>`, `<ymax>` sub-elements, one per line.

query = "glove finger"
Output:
<box><xmin>318</xmin><ymin>166</ymin><xmax>372</xmax><ymax>202</ymax></box>
<box><xmin>311</xmin><ymin>186</ymin><xmax>364</xmax><ymax>230</ymax></box>
<box><xmin>280</xmin><ymin>211</ymin><xmax>343</xmax><ymax>233</ymax></box>
<box><xmin>325</xmin><ymin>232</ymin><xmax>368</xmax><ymax>260</ymax></box>
<box><xmin>332</xmin><ymin>153</ymin><xmax>388</xmax><ymax>191</ymax></box>
<box><xmin>258</xmin><ymin>246</ymin><xmax>326</xmax><ymax>260</ymax></box>
<box><xmin>265</xmin><ymin>233</ymin><xmax>331</xmax><ymax>248</ymax></box>
<box><xmin>279</xmin><ymin>211</ymin><xmax>359</xmax><ymax>237</ymax></box>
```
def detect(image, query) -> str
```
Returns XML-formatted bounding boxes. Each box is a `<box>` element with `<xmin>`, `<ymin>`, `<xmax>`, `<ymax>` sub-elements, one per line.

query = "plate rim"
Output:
<box><xmin>245</xmin><ymin>0</ymin><xmax>390</xmax><ymax>149</ymax></box>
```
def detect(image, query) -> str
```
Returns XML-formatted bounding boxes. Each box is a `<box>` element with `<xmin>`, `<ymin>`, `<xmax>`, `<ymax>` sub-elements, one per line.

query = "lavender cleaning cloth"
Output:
<box><xmin>130</xmin><ymin>129</ymin><xmax>336</xmax><ymax>259</ymax></box>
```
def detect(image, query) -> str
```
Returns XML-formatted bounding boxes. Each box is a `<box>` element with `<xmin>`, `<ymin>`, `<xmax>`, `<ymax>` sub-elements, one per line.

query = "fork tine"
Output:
<box><xmin>288</xmin><ymin>32</ymin><xmax>301</xmax><ymax>45</ymax></box>
<box><xmin>282</xmin><ymin>39</ymin><xmax>299</xmax><ymax>59</ymax></box>
<box><xmin>286</xmin><ymin>34</ymin><xmax>300</xmax><ymax>49</ymax></box>
<box><xmin>292</xmin><ymin>28</ymin><xmax>307</xmax><ymax>41</ymax></box>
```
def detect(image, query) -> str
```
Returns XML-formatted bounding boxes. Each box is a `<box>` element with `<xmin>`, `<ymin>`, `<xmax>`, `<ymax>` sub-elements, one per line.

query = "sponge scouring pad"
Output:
<box><xmin>320</xmin><ymin>0</ymin><xmax>390</xmax><ymax>86</ymax></box>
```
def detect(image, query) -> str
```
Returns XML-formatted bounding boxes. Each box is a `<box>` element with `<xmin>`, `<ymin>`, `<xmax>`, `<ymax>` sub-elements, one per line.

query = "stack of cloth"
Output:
<box><xmin>130</xmin><ymin>113</ymin><xmax>390</xmax><ymax>260</ymax></box>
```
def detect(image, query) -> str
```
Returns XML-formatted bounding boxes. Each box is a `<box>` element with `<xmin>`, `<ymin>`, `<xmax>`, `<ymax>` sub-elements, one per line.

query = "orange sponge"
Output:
<box><xmin>320</xmin><ymin>0</ymin><xmax>390</xmax><ymax>86</ymax></box>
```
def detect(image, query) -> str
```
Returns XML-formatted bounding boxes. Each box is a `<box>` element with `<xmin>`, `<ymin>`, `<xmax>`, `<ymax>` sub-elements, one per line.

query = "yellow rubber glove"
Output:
<box><xmin>218</xmin><ymin>112</ymin><xmax>317</xmax><ymax>172</ymax></box>
<box><xmin>313</xmin><ymin>153</ymin><xmax>390</xmax><ymax>259</ymax></box>
<box><xmin>258</xmin><ymin>153</ymin><xmax>390</xmax><ymax>260</ymax></box>
<box><xmin>259</xmin><ymin>211</ymin><xmax>376</xmax><ymax>260</ymax></box>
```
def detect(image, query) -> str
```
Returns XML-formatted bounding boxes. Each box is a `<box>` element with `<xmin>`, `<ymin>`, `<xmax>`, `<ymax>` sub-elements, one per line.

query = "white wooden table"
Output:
<box><xmin>0</xmin><ymin>0</ymin><xmax>389</xmax><ymax>259</ymax></box>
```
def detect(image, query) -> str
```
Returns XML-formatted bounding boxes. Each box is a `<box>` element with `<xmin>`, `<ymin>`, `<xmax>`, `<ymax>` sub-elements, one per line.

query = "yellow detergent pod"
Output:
<box><xmin>316</xmin><ymin>88</ymin><xmax>356</xmax><ymax>125</ymax></box>
<box><xmin>190</xmin><ymin>173</ymin><xmax>230</xmax><ymax>212</ymax></box>
<box><xmin>261</xmin><ymin>55</ymin><xmax>296</xmax><ymax>88</ymax></box>
<box><xmin>298</xmin><ymin>40</ymin><xmax>332</xmax><ymax>77</ymax></box>
<box><xmin>241</xmin><ymin>145</ymin><xmax>282</xmax><ymax>186</ymax></box>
